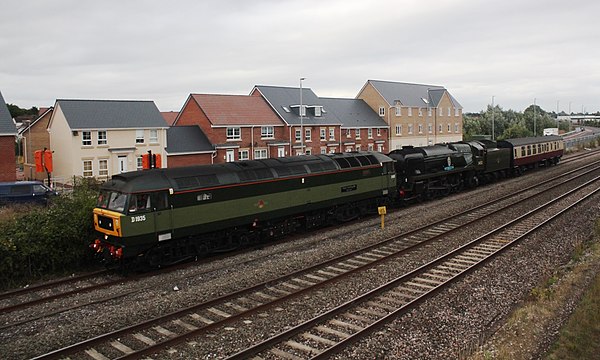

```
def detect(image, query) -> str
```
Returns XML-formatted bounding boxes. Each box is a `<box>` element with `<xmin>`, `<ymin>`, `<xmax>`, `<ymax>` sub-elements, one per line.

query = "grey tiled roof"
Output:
<box><xmin>253</xmin><ymin>85</ymin><xmax>342</xmax><ymax>126</ymax></box>
<box><xmin>0</xmin><ymin>91</ymin><xmax>17</xmax><ymax>135</ymax></box>
<box><xmin>366</xmin><ymin>80</ymin><xmax>462</xmax><ymax>109</ymax></box>
<box><xmin>318</xmin><ymin>97</ymin><xmax>389</xmax><ymax>128</ymax></box>
<box><xmin>165</xmin><ymin>126</ymin><xmax>214</xmax><ymax>154</ymax></box>
<box><xmin>56</xmin><ymin>99</ymin><xmax>168</xmax><ymax>130</ymax></box>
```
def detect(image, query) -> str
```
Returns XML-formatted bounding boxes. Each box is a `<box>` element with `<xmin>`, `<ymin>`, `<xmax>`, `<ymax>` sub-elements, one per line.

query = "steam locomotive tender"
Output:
<box><xmin>92</xmin><ymin>152</ymin><xmax>397</xmax><ymax>267</ymax></box>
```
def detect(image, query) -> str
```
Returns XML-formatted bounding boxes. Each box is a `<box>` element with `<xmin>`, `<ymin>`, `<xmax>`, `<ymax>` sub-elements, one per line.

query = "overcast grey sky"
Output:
<box><xmin>1</xmin><ymin>0</ymin><xmax>599</xmax><ymax>114</ymax></box>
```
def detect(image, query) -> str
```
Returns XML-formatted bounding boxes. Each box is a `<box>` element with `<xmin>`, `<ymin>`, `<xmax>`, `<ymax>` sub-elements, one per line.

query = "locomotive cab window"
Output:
<box><xmin>128</xmin><ymin>194</ymin><xmax>151</xmax><ymax>213</ymax></box>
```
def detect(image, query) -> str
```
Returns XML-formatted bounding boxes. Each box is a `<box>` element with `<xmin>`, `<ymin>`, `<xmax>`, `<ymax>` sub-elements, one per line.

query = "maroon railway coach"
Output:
<box><xmin>497</xmin><ymin>135</ymin><xmax>564</xmax><ymax>174</ymax></box>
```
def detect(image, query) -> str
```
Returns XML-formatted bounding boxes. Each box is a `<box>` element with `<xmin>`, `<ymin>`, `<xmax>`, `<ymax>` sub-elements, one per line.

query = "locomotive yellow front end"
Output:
<box><xmin>91</xmin><ymin>190</ymin><xmax>127</xmax><ymax>262</ymax></box>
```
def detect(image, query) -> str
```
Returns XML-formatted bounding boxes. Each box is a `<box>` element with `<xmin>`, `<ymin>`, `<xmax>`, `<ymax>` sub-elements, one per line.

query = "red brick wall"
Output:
<box><xmin>0</xmin><ymin>136</ymin><xmax>16</xmax><ymax>181</ymax></box>
<box><xmin>167</xmin><ymin>153</ymin><xmax>214</xmax><ymax>168</ymax></box>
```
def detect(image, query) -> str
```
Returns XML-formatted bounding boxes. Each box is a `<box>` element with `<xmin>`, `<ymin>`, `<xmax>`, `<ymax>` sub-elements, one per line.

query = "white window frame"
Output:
<box><xmin>149</xmin><ymin>129</ymin><xmax>158</xmax><ymax>143</ymax></box>
<box><xmin>418</xmin><ymin>124</ymin><xmax>423</xmax><ymax>134</ymax></box>
<box><xmin>254</xmin><ymin>148</ymin><xmax>268</xmax><ymax>159</ymax></box>
<box><xmin>226</xmin><ymin>127</ymin><xmax>241</xmax><ymax>141</ymax></box>
<box><xmin>329</xmin><ymin>128</ymin><xmax>335</xmax><ymax>140</ymax></box>
<box><xmin>438</xmin><ymin>124</ymin><xmax>443</xmax><ymax>133</ymax></box>
<box><xmin>295</xmin><ymin>129</ymin><xmax>301</xmax><ymax>142</ymax></box>
<box><xmin>82</xmin><ymin>159</ymin><xmax>93</xmax><ymax>177</ymax></box>
<box><xmin>98</xmin><ymin>159</ymin><xmax>108</xmax><ymax>177</ymax></box>
<box><xmin>408</xmin><ymin>124</ymin><xmax>413</xmax><ymax>134</ymax></box>
<box><xmin>82</xmin><ymin>131</ymin><xmax>92</xmax><ymax>146</ymax></box>
<box><xmin>447</xmin><ymin>123</ymin><xmax>451</xmax><ymax>132</ymax></box>
<box><xmin>136</xmin><ymin>129</ymin><xmax>145</xmax><ymax>144</ymax></box>
<box><xmin>408</xmin><ymin>107</ymin><xmax>412</xmax><ymax>117</ymax></box>
<box><xmin>346</xmin><ymin>129</ymin><xmax>351</xmax><ymax>138</ymax></box>
<box><xmin>314</xmin><ymin>106</ymin><xmax>322</xmax><ymax>117</ymax></box>
<box><xmin>428</xmin><ymin>108</ymin><xmax>432</xmax><ymax>117</ymax></box>
<box><xmin>455</xmin><ymin>123</ymin><xmax>459</xmax><ymax>133</ymax></box>
<box><xmin>448</xmin><ymin>107</ymin><xmax>451</xmax><ymax>116</ymax></box>
<box><xmin>136</xmin><ymin>156</ymin><xmax>143</xmax><ymax>170</ymax></box>
<box><xmin>455</xmin><ymin>108</ymin><xmax>460</xmax><ymax>116</ymax></box>
<box><xmin>395</xmin><ymin>106</ymin><xmax>401</xmax><ymax>116</ymax></box>
<box><xmin>368</xmin><ymin>128</ymin><xmax>373</xmax><ymax>139</ymax></box>
<box><xmin>320</xmin><ymin>128</ymin><xmax>326</xmax><ymax>140</ymax></box>
<box><xmin>305</xmin><ymin>128</ymin><xmax>312</xmax><ymax>141</ymax></box>
<box><xmin>379</xmin><ymin>107</ymin><xmax>385</xmax><ymax>116</ymax></box>
<box><xmin>97</xmin><ymin>130</ymin><xmax>107</xmax><ymax>145</ymax></box>
<box><xmin>418</xmin><ymin>108</ymin><xmax>423</xmax><ymax>117</ymax></box>
<box><xmin>239</xmin><ymin>149</ymin><xmax>249</xmax><ymax>160</ymax></box>
<box><xmin>261</xmin><ymin>126</ymin><xmax>274</xmax><ymax>139</ymax></box>
<box><xmin>376</xmin><ymin>128</ymin><xmax>381</xmax><ymax>137</ymax></box>
<box><xmin>428</xmin><ymin>123</ymin><xmax>433</xmax><ymax>134</ymax></box>
<box><xmin>395</xmin><ymin>124</ymin><xmax>402</xmax><ymax>136</ymax></box>
<box><xmin>355</xmin><ymin>129</ymin><xmax>360</xmax><ymax>139</ymax></box>
<box><xmin>439</xmin><ymin>107</ymin><xmax>443</xmax><ymax>116</ymax></box>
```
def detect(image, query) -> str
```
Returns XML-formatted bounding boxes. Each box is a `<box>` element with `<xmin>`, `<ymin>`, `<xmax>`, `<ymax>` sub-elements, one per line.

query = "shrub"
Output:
<box><xmin>0</xmin><ymin>178</ymin><xmax>101</xmax><ymax>289</ymax></box>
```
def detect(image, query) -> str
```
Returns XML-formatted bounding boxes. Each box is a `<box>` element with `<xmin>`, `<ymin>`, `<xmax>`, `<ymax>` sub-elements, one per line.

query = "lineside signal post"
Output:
<box><xmin>378</xmin><ymin>206</ymin><xmax>387</xmax><ymax>229</ymax></box>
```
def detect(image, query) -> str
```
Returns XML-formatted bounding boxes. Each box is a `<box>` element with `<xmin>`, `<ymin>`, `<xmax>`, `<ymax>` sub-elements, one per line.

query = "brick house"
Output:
<box><xmin>174</xmin><ymin>94</ymin><xmax>287</xmax><ymax>163</ymax></box>
<box><xmin>251</xmin><ymin>85</ymin><xmax>343</xmax><ymax>155</ymax></box>
<box><xmin>47</xmin><ymin>99</ymin><xmax>168</xmax><ymax>183</ymax></box>
<box><xmin>0</xmin><ymin>91</ymin><xmax>17</xmax><ymax>182</ymax></box>
<box><xmin>318</xmin><ymin>97</ymin><xmax>389</xmax><ymax>153</ymax></box>
<box><xmin>20</xmin><ymin>107</ymin><xmax>53</xmax><ymax>181</ymax></box>
<box><xmin>357</xmin><ymin>80</ymin><xmax>463</xmax><ymax>150</ymax></box>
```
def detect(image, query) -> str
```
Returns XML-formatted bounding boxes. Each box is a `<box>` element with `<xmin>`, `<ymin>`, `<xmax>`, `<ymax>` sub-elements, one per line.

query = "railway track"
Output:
<box><xmin>31</xmin><ymin>161</ymin><xmax>600</xmax><ymax>359</ymax></box>
<box><xmin>227</xmin><ymin>174</ymin><xmax>600</xmax><ymax>359</ymax></box>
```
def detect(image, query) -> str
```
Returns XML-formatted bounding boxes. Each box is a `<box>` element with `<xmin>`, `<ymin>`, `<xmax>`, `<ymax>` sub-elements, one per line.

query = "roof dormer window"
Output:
<box><xmin>314</xmin><ymin>106</ymin><xmax>322</xmax><ymax>117</ymax></box>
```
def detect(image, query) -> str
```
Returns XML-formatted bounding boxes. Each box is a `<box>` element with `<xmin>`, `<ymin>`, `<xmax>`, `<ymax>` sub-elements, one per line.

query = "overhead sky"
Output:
<box><xmin>2</xmin><ymin>0</ymin><xmax>599</xmax><ymax>114</ymax></box>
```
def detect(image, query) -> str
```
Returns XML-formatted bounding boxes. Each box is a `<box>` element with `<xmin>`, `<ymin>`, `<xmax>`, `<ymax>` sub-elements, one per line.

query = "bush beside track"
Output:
<box><xmin>0</xmin><ymin>178</ymin><xmax>101</xmax><ymax>290</ymax></box>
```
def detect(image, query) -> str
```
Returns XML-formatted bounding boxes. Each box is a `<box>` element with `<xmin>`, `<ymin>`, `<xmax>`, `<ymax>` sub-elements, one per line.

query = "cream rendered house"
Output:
<box><xmin>357</xmin><ymin>80</ymin><xmax>463</xmax><ymax>150</ymax></box>
<box><xmin>48</xmin><ymin>99</ymin><xmax>168</xmax><ymax>184</ymax></box>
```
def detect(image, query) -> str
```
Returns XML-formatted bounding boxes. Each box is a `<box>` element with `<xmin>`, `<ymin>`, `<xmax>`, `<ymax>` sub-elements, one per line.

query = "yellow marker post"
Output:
<box><xmin>378</xmin><ymin>206</ymin><xmax>387</xmax><ymax>229</ymax></box>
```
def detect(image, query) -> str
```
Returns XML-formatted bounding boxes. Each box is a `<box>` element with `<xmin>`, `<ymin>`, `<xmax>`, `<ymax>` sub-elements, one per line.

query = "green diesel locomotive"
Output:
<box><xmin>92</xmin><ymin>152</ymin><xmax>397</xmax><ymax>267</ymax></box>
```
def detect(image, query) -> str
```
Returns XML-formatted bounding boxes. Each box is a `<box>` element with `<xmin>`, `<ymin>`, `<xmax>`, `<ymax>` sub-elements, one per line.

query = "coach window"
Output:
<box><xmin>527</xmin><ymin>145</ymin><xmax>531</xmax><ymax>156</ymax></box>
<box><xmin>521</xmin><ymin>147</ymin><xmax>525</xmax><ymax>157</ymax></box>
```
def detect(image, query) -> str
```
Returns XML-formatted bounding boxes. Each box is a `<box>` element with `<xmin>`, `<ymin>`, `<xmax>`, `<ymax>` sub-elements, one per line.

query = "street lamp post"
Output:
<box><xmin>300</xmin><ymin>77</ymin><xmax>305</xmax><ymax>155</ymax></box>
<box><xmin>491</xmin><ymin>96</ymin><xmax>495</xmax><ymax>140</ymax></box>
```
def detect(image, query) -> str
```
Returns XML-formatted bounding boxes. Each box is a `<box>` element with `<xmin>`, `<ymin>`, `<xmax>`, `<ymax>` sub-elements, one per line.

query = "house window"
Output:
<box><xmin>149</xmin><ymin>129</ymin><xmax>158</xmax><ymax>143</ymax></box>
<box><xmin>82</xmin><ymin>131</ymin><xmax>92</xmax><ymax>146</ymax></box>
<box><xmin>368</xmin><ymin>128</ymin><xmax>373</xmax><ymax>139</ymax></box>
<box><xmin>379</xmin><ymin>107</ymin><xmax>385</xmax><ymax>116</ymax></box>
<box><xmin>438</xmin><ymin>124</ymin><xmax>443</xmax><ymax>133</ymax></box>
<box><xmin>226</xmin><ymin>127</ymin><xmax>241</xmax><ymax>140</ymax></box>
<box><xmin>315</xmin><ymin>107</ymin><xmax>322</xmax><ymax>117</ymax></box>
<box><xmin>395</xmin><ymin>124</ymin><xmax>402</xmax><ymax>136</ymax></box>
<box><xmin>408</xmin><ymin>108</ymin><xmax>412</xmax><ymax>117</ymax></box>
<box><xmin>82</xmin><ymin>160</ymin><xmax>93</xmax><ymax>177</ymax></box>
<box><xmin>447</xmin><ymin>124</ymin><xmax>451</xmax><ymax>132</ymax></box>
<box><xmin>98</xmin><ymin>159</ymin><xmax>108</xmax><ymax>177</ymax></box>
<box><xmin>408</xmin><ymin>124</ymin><xmax>413</xmax><ymax>134</ymax></box>
<box><xmin>299</xmin><ymin>105</ymin><xmax>306</xmax><ymax>117</ymax></box>
<box><xmin>136</xmin><ymin>129</ymin><xmax>145</xmax><ymax>144</ymax></box>
<box><xmin>368</xmin><ymin>143</ymin><xmax>374</xmax><ymax>151</ymax></box>
<box><xmin>395</xmin><ymin>106</ymin><xmax>401</xmax><ymax>116</ymax></box>
<box><xmin>320</xmin><ymin>128</ymin><xmax>326</xmax><ymax>140</ymax></box>
<box><xmin>97</xmin><ymin>131</ymin><xmax>107</xmax><ymax>145</ymax></box>
<box><xmin>136</xmin><ymin>156</ymin><xmax>143</xmax><ymax>170</ymax></box>
<box><xmin>418</xmin><ymin>108</ymin><xmax>423</xmax><ymax>117</ymax></box>
<box><xmin>329</xmin><ymin>128</ymin><xmax>335</xmax><ymax>140</ymax></box>
<box><xmin>305</xmin><ymin>148</ymin><xmax>312</xmax><ymax>155</ymax></box>
<box><xmin>418</xmin><ymin>124</ymin><xmax>423</xmax><ymax>134</ymax></box>
<box><xmin>346</xmin><ymin>129</ymin><xmax>351</xmax><ymax>138</ymax></box>
<box><xmin>355</xmin><ymin>145</ymin><xmax>361</xmax><ymax>152</ymax></box>
<box><xmin>448</xmin><ymin>107</ymin><xmax>451</xmax><ymax>116</ymax></box>
<box><xmin>455</xmin><ymin>123</ymin><xmax>459</xmax><ymax>133</ymax></box>
<box><xmin>254</xmin><ymin>149</ymin><xmax>267</xmax><ymax>159</ymax></box>
<box><xmin>261</xmin><ymin>126</ymin><xmax>274</xmax><ymax>139</ymax></box>
<box><xmin>295</xmin><ymin>129</ymin><xmax>301</xmax><ymax>141</ymax></box>
<box><xmin>455</xmin><ymin>108</ymin><xmax>460</xmax><ymax>116</ymax></box>
<box><xmin>439</xmin><ymin>107</ymin><xmax>443</xmax><ymax>116</ymax></box>
<box><xmin>320</xmin><ymin>147</ymin><xmax>327</xmax><ymax>154</ymax></box>
<box><xmin>355</xmin><ymin>129</ymin><xmax>361</xmax><ymax>139</ymax></box>
<box><xmin>377</xmin><ymin>144</ymin><xmax>384</xmax><ymax>152</ymax></box>
<box><xmin>376</xmin><ymin>128</ymin><xmax>381</xmax><ymax>137</ymax></box>
<box><xmin>305</xmin><ymin>128</ymin><xmax>312</xmax><ymax>141</ymax></box>
<box><xmin>428</xmin><ymin>108</ymin><xmax>432</xmax><ymax>117</ymax></box>
<box><xmin>428</xmin><ymin>123</ymin><xmax>433</xmax><ymax>134</ymax></box>
<box><xmin>239</xmin><ymin>149</ymin><xmax>249</xmax><ymax>160</ymax></box>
